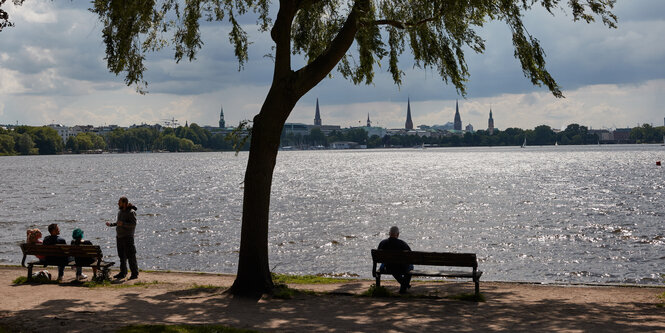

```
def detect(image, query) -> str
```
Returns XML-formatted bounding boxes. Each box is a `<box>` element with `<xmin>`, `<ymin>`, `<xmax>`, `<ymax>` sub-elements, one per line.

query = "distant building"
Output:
<box><xmin>613</xmin><ymin>128</ymin><xmax>632</xmax><ymax>143</ymax></box>
<box><xmin>219</xmin><ymin>105</ymin><xmax>225</xmax><ymax>128</ymax></box>
<box><xmin>283</xmin><ymin>123</ymin><xmax>310</xmax><ymax>136</ymax></box>
<box><xmin>454</xmin><ymin>99</ymin><xmax>462</xmax><ymax>131</ymax></box>
<box><xmin>432</xmin><ymin>122</ymin><xmax>454</xmax><ymax>131</ymax></box>
<box><xmin>405</xmin><ymin>98</ymin><xmax>414</xmax><ymax>130</ymax></box>
<box><xmin>306</xmin><ymin>99</ymin><xmax>340</xmax><ymax>135</ymax></box>
<box><xmin>366</xmin><ymin>113</ymin><xmax>371</xmax><ymax>127</ymax></box>
<box><xmin>314</xmin><ymin>99</ymin><xmax>322</xmax><ymax>126</ymax></box>
<box><xmin>466</xmin><ymin>123</ymin><xmax>474</xmax><ymax>132</ymax></box>
<box><xmin>47</xmin><ymin>124</ymin><xmax>69</xmax><ymax>143</ymax></box>
<box><xmin>488</xmin><ymin>107</ymin><xmax>494</xmax><ymax>135</ymax></box>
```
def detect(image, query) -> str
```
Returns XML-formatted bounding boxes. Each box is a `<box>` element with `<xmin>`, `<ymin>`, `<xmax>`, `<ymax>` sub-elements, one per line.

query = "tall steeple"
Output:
<box><xmin>488</xmin><ymin>106</ymin><xmax>494</xmax><ymax>135</ymax></box>
<box><xmin>314</xmin><ymin>98</ymin><xmax>322</xmax><ymax>126</ymax></box>
<box><xmin>219</xmin><ymin>105</ymin><xmax>225</xmax><ymax>128</ymax></box>
<box><xmin>367</xmin><ymin>113</ymin><xmax>371</xmax><ymax>127</ymax></box>
<box><xmin>454</xmin><ymin>99</ymin><xmax>462</xmax><ymax>131</ymax></box>
<box><xmin>405</xmin><ymin>97</ymin><xmax>414</xmax><ymax>130</ymax></box>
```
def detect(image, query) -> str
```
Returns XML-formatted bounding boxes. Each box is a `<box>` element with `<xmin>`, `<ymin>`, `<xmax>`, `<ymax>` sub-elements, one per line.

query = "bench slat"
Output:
<box><xmin>371</xmin><ymin>250</ymin><xmax>478</xmax><ymax>267</ymax></box>
<box><xmin>21</xmin><ymin>244</ymin><xmax>102</xmax><ymax>258</ymax></box>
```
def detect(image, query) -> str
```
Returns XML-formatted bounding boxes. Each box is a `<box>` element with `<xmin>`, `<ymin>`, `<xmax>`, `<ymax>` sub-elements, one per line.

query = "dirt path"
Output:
<box><xmin>0</xmin><ymin>266</ymin><xmax>663</xmax><ymax>332</ymax></box>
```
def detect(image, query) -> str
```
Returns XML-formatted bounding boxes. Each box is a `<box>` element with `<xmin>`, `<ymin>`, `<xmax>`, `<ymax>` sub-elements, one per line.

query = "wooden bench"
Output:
<box><xmin>371</xmin><ymin>249</ymin><xmax>483</xmax><ymax>297</ymax></box>
<box><xmin>20</xmin><ymin>243</ymin><xmax>115</xmax><ymax>281</ymax></box>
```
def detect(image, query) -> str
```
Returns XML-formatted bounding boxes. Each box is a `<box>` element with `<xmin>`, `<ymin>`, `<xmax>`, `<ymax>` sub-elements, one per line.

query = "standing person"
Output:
<box><xmin>70</xmin><ymin>228</ymin><xmax>97</xmax><ymax>280</ymax></box>
<box><xmin>43</xmin><ymin>223</ymin><xmax>67</xmax><ymax>282</ymax></box>
<box><xmin>106</xmin><ymin>196</ymin><xmax>139</xmax><ymax>280</ymax></box>
<box><xmin>377</xmin><ymin>226</ymin><xmax>413</xmax><ymax>294</ymax></box>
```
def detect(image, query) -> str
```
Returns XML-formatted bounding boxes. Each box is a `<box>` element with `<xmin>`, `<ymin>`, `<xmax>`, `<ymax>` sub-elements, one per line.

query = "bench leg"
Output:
<box><xmin>27</xmin><ymin>264</ymin><xmax>33</xmax><ymax>280</ymax></box>
<box><xmin>474</xmin><ymin>280</ymin><xmax>480</xmax><ymax>298</ymax></box>
<box><xmin>375</xmin><ymin>274</ymin><xmax>381</xmax><ymax>287</ymax></box>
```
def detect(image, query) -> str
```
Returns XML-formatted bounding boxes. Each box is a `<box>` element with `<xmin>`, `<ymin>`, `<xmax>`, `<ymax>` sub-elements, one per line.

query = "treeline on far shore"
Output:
<box><xmin>283</xmin><ymin>123</ymin><xmax>665</xmax><ymax>148</ymax></box>
<box><xmin>0</xmin><ymin>123</ymin><xmax>244</xmax><ymax>156</ymax></box>
<box><xmin>2</xmin><ymin>123</ymin><xmax>664</xmax><ymax>156</ymax></box>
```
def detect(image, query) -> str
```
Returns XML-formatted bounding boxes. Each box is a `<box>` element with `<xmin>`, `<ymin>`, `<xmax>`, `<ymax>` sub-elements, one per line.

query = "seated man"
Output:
<box><xmin>42</xmin><ymin>223</ymin><xmax>67</xmax><ymax>282</ymax></box>
<box><xmin>377</xmin><ymin>226</ymin><xmax>413</xmax><ymax>293</ymax></box>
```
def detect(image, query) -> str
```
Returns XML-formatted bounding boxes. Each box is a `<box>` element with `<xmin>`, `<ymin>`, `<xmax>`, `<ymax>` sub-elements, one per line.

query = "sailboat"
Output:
<box><xmin>521</xmin><ymin>137</ymin><xmax>526</xmax><ymax>148</ymax></box>
<box><xmin>555</xmin><ymin>141</ymin><xmax>558</xmax><ymax>147</ymax></box>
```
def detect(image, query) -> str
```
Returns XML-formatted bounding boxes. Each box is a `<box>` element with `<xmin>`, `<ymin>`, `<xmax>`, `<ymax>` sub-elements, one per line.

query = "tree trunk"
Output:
<box><xmin>229</xmin><ymin>85</ymin><xmax>296</xmax><ymax>297</ymax></box>
<box><xmin>229</xmin><ymin>0</ymin><xmax>363</xmax><ymax>297</ymax></box>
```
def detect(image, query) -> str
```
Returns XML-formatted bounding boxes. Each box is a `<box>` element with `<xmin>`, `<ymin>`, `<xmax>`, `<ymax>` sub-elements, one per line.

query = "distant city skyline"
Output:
<box><xmin>1</xmin><ymin>1</ymin><xmax>664</xmax><ymax>130</ymax></box>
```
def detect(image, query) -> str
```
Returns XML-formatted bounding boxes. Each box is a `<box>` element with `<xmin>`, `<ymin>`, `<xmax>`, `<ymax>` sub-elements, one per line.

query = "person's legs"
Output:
<box><xmin>127</xmin><ymin>237</ymin><xmax>139</xmax><ymax>278</ymax></box>
<box><xmin>57</xmin><ymin>264</ymin><xmax>65</xmax><ymax>282</ymax></box>
<box><xmin>115</xmin><ymin>237</ymin><xmax>128</xmax><ymax>278</ymax></box>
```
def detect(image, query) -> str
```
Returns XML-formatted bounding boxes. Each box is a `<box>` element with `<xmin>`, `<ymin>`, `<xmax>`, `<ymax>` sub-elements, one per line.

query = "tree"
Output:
<box><xmin>5</xmin><ymin>0</ymin><xmax>617</xmax><ymax>296</ymax></box>
<box><xmin>0</xmin><ymin>133</ymin><xmax>16</xmax><ymax>155</ymax></box>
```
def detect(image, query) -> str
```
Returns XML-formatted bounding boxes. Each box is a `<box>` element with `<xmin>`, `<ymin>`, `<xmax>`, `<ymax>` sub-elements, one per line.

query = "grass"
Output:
<box><xmin>271</xmin><ymin>273</ymin><xmax>352</xmax><ymax>285</ymax></box>
<box><xmin>188</xmin><ymin>283</ymin><xmax>224</xmax><ymax>291</ymax></box>
<box><xmin>360</xmin><ymin>284</ymin><xmax>394</xmax><ymax>297</ymax></box>
<box><xmin>117</xmin><ymin>324</ymin><xmax>259</xmax><ymax>333</ymax></box>
<box><xmin>270</xmin><ymin>283</ymin><xmax>317</xmax><ymax>299</ymax></box>
<box><xmin>82</xmin><ymin>280</ymin><xmax>161</xmax><ymax>289</ymax></box>
<box><xmin>12</xmin><ymin>276</ymin><xmax>59</xmax><ymax>285</ymax></box>
<box><xmin>657</xmin><ymin>291</ymin><xmax>665</xmax><ymax>308</ymax></box>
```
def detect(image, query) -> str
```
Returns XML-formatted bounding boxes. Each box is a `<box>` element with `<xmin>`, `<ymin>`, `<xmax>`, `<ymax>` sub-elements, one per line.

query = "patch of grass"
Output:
<box><xmin>360</xmin><ymin>284</ymin><xmax>394</xmax><ymax>297</ymax></box>
<box><xmin>271</xmin><ymin>283</ymin><xmax>297</xmax><ymax>299</ymax></box>
<box><xmin>0</xmin><ymin>324</ymin><xmax>12</xmax><ymax>333</ymax></box>
<box><xmin>12</xmin><ymin>276</ymin><xmax>59</xmax><ymax>285</ymax></box>
<box><xmin>117</xmin><ymin>324</ymin><xmax>259</xmax><ymax>333</ymax></box>
<box><xmin>189</xmin><ymin>284</ymin><xmax>224</xmax><ymax>291</ymax></box>
<box><xmin>271</xmin><ymin>273</ymin><xmax>350</xmax><ymax>285</ymax></box>
<box><xmin>657</xmin><ymin>291</ymin><xmax>665</xmax><ymax>308</ymax></box>
<box><xmin>446</xmin><ymin>292</ymin><xmax>486</xmax><ymax>302</ymax></box>
<box><xmin>83</xmin><ymin>280</ymin><xmax>160</xmax><ymax>289</ymax></box>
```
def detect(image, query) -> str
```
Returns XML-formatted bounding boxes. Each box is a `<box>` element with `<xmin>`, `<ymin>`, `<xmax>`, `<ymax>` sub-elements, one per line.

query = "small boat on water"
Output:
<box><xmin>555</xmin><ymin>141</ymin><xmax>558</xmax><ymax>147</ymax></box>
<box><xmin>521</xmin><ymin>137</ymin><xmax>526</xmax><ymax>148</ymax></box>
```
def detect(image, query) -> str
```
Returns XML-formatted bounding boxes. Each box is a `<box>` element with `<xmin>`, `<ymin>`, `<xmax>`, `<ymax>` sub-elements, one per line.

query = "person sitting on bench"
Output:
<box><xmin>26</xmin><ymin>228</ymin><xmax>45</xmax><ymax>261</ymax></box>
<box><xmin>377</xmin><ymin>226</ymin><xmax>413</xmax><ymax>294</ymax></box>
<box><xmin>71</xmin><ymin>228</ymin><xmax>97</xmax><ymax>281</ymax></box>
<box><xmin>43</xmin><ymin>223</ymin><xmax>67</xmax><ymax>282</ymax></box>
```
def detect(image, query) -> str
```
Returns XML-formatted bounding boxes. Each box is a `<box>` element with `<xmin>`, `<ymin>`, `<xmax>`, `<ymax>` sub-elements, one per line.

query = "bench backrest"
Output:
<box><xmin>20</xmin><ymin>243</ymin><xmax>103</xmax><ymax>258</ymax></box>
<box><xmin>371</xmin><ymin>249</ymin><xmax>478</xmax><ymax>268</ymax></box>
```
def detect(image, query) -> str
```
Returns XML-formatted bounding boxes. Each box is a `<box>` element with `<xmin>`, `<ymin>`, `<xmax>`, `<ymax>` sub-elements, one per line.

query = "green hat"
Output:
<box><xmin>72</xmin><ymin>228</ymin><xmax>84</xmax><ymax>240</ymax></box>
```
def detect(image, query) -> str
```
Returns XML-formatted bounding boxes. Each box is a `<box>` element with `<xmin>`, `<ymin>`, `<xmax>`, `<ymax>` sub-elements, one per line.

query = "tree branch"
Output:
<box><xmin>293</xmin><ymin>0</ymin><xmax>366</xmax><ymax>96</ymax></box>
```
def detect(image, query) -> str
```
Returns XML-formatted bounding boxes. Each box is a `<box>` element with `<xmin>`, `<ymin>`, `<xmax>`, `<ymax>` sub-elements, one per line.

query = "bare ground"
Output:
<box><xmin>0</xmin><ymin>266</ymin><xmax>663</xmax><ymax>332</ymax></box>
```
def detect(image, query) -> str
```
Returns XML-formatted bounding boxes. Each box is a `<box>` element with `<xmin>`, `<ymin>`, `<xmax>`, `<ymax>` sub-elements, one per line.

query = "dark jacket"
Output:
<box><xmin>111</xmin><ymin>205</ymin><xmax>137</xmax><ymax>238</ymax></box>
<box><xmin>71</xmin><ymin>239</ymin><xmax>95</xmax><ymax>266</ymax></box>
<box><xmin>43</xmin><ymin>235</ymin><xmax>67</xmax><ymax>264</ymax></box>
<box><xmin>378</xmin><ymin>237</ymin><xmax>411</xmax><ymax>273</ymax></box>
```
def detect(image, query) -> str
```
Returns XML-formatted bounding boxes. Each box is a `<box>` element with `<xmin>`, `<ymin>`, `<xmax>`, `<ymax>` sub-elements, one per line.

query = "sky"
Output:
<box><xmin>1</xmin><ymin>1</ymin><xmax>664</xmax><ymax>131</ymax></box>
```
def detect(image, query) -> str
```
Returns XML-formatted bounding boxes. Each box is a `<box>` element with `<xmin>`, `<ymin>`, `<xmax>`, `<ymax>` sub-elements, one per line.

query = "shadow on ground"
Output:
<box><xmin>1</xmin><ymin>282</ymin><xmax>664</xmax><ymax>332</ymax></box>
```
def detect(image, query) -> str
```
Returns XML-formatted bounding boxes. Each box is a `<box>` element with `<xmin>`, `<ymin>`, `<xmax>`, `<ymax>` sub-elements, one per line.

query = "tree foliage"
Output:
<box><xmin>85</xmin><ymin>0</ymin><xmax>616</xmax><ymax>97</ymax></box>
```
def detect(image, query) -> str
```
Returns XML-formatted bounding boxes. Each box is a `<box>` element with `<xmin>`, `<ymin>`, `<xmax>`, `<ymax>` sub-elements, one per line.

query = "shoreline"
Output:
<box><xmin>1</xmin><ymin>266</ymin><xmax>663</xmax><ymax>332</ymax></box>
<box><xmin>4</xmin><ymin>264</ymin><xmax>661</xmax><ymax>289</ymax></box>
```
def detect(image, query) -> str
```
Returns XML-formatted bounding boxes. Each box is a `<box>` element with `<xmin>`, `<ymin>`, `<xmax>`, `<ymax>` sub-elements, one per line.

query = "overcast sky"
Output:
<box><xmin>1</xmin><ymin>1</ymin><xmax>664</xmax><ymax>130</ymax></box>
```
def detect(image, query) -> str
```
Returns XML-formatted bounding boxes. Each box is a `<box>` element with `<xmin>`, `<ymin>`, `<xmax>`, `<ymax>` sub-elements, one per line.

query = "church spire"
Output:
<box><xmin>219</xmin><ymin>105</ymin><xmax>225</xmax><ymax>128</ymax></box>
<box><xmin>454</xmin><ymin>99</ymin><xmax>462</xmax><ymax>131</ymax></box>
<box><xmin>488</xmin><ymin>105</ymin><xmax>494</xmax><ymax>135</ymax></box>
<box><xmin>405</xmin><ymin>97</ymin><xmax>413</xmax><ymax>130</ymax></box>
<box><xmin>367</xmin><ymin>113</ymin><xmax>371</xmax><ymax>127</ymax></box>
<box><xmin>314</xmin><ymin>98</ymin><xmax>322</xmax><ymax>126</ymax></box>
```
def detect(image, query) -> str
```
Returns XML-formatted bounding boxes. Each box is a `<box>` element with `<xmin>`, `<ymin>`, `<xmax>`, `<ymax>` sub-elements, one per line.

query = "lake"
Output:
<box><xmin>1</xmin><ymin>145</ymin><xmax>663</xmax><ymax>285</ymax></box>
